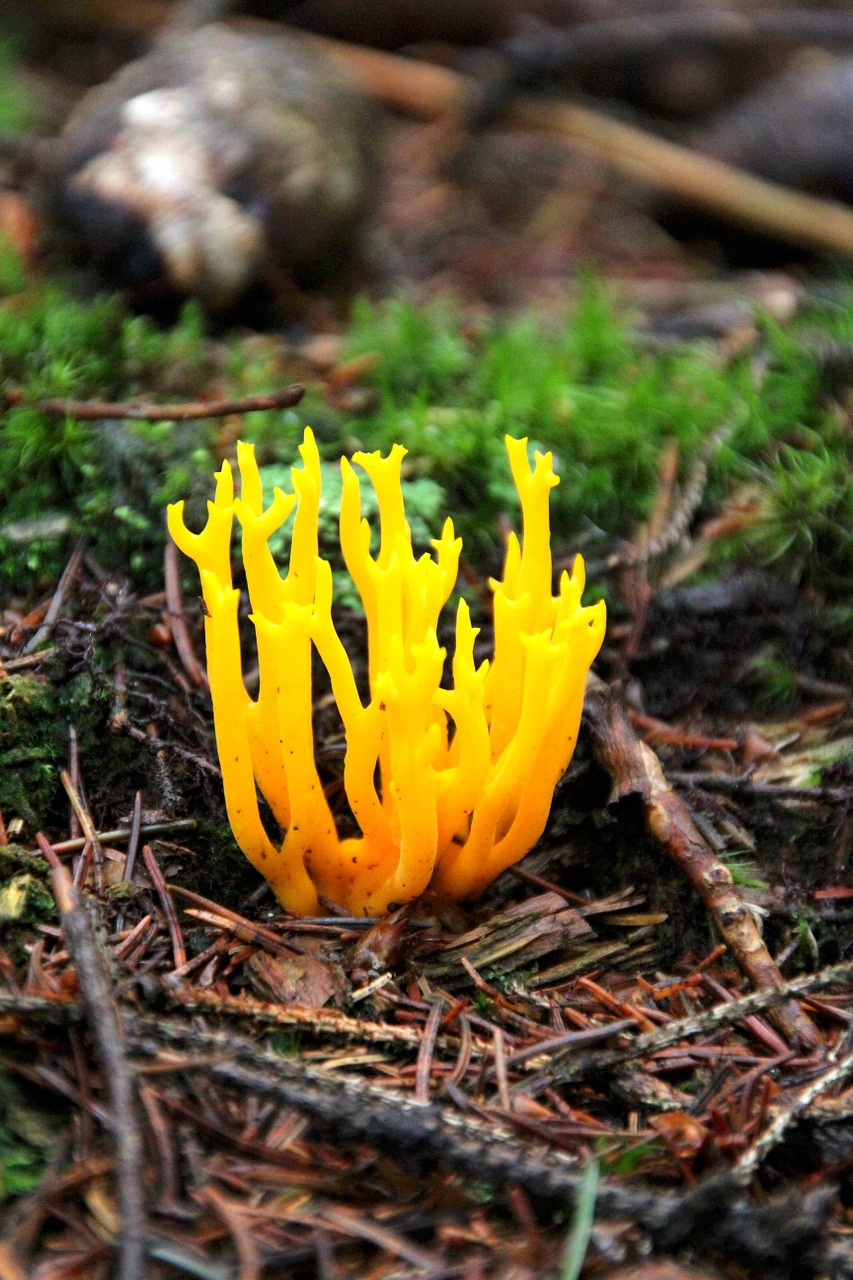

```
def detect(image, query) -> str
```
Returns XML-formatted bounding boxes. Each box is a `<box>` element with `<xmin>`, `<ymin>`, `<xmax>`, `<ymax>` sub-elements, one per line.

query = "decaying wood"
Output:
<box><xmin>582</xmin><ymin>678</ymin><xmax>821</xmax><ymax>1051</ymax></box>
<box><xmin>314</xmin><ymin>36</ymin><xmax>853</xmax><ymax>259</ymax></box>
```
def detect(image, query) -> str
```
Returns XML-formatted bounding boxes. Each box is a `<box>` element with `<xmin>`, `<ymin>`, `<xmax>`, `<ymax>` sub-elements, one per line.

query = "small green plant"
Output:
<box><xmin>719</xmin><ymin>850</ymin><xmax>769</xmax><ymax>890</ymax></box>
<box><xmin>559</xmin><ymin>1159</ymin><xmax>599</xmax><ymax>1280</ymax></box>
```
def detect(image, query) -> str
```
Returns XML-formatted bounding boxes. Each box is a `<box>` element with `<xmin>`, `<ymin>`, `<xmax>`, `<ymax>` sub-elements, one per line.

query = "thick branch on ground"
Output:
<box><xmin>125</xmin><ymin>1015</ymin><xmax>832</xmax><ymax>1277</ymax></box>
<box><xmin>581</xmin><ymin>680</ymin><xmax>820</xmax><ymax>1050</ymax></box>
<box><xmin>314</xmin><ymin>37</ymin><xmax>853</xmax><ymax>259</ymax></box>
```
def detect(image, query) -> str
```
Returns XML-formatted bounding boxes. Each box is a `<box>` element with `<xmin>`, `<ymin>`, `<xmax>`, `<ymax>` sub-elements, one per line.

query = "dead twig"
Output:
<box><xmin>67</xmin><ymin>726</ymin><xmax>81</xmax><ymax>844</ymax></box>
<box><xmin>520</xmin><ymin>962</ymin><xmax>853</xmax><ymax>1095</ymax></box>
<box><xmin>608</xmin><ymin>419</ymin><xmax>737</xmax><ymax>570</ymax></box>
<box><xmin>147</xmin><ymin>981</ymin><xmax>434</xmax><ymax>1050</ymax></box>
<box><xmin>27</xmin><ymin>383</ymin><xmax>305</xmax><ymax>421</ymax></box>
<box><xmin>317</xmin><ymin>1206</ymin><xmax>439</xmax><ymax>1272</ymax></box>
<box><xmin>30</xmin><ymin>816</ymin><xmax>196</xmax><ymax>857</ymax></box>
<box><xmin>60</xmin><ymin>770</ymin><xmax>105</xmax><ymax>895</ymax></box>
<box><xmin>0</xmin><ymin>648</ymin><xmax>57</xmax><ymax>673</ymax></box>
<box><xmin>627</xmin><ymin>711</ymin><xmax>739</xmax><ymax>753</ymax></box>
<box><xmin>734</xmin><ymin>1052</ymin><xmax>853</xmax><ymax>1185</ymax></box>
<box><xmin>125</xmin><ymin>722</ymin><xmax>222</xmax><ymax>777</ymax></box>
<box><xmin>35</xmin><ymin>834</ymin><xmax>147</xmax><ymax>1280</ymax></box>
<box><xmin>671</xmin><ymin>771</ymin><xmax>851</xmax><ymax>806</ymax></box>
<box><xmin>169</xmin><ymin>885</ymin><xmax>307</xmax><ymax>958</ymax></box>
<box><xmin>583</xmin><ymin>678</ymin><xmax>820</xmax><ymax>1050</ymax></box>
<box><xmin>197</xmin><ymin>1184</ymin><xmax>261</xmax><ymax>1280</ymax></box>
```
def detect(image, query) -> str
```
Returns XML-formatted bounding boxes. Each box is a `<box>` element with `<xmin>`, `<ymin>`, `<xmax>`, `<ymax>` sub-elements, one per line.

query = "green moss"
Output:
<box><xmin>0</xmin><ymin>666</ymin><xmax>144</xmax><ymax>848</ymax></box>
<box><xmin>0</xmin><ymin>285</ymin><xmax>221</xmax><ymax>585</ymax></box>
<box><xmin>343</xmin><ymin>286</ymin><xmax>853</xmax><ymax>593</ymax></box>
<box><xmin>1</xmin><ymin>262</ymin><xmax>851</xmax><ymax>604</ymax></box>
<box><xmin>0</xmin><ymin>1075</ymin><xmax>66</xmax><ymax>1204</ymax></box>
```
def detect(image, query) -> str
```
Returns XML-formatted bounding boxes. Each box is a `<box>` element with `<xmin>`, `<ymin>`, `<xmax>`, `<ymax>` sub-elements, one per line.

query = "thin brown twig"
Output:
<box><xmin>608</xmin><ymin>420</ymin><xmax>737</xmax><ymax>570</ymax></box>
<box><xmin>670</xmin><ymin>771</ymin><xmax>851</xmax><ymax>806</ymax></box>
<box><xmin>702</xmin><ymin>972</ymin><xmax>789</xmax><ymax>1057</ymax></box>
<box><xmin>67</xmin><ymin>726</ymin><xmax>81</xmax><ymax>843</ymax></box>
<box><xmin>179</xmin><ymin>908</ymin><xmax>304</xmax><ymax>959</ymax></box>
<box><xmin>492</xmin><ymin>1026</ymin><xmax>511</xmax><ymax>1111</ymax></box>
<box><xmin>116</xmin><ymin>791</ymin><xmax>145</xmax><ymax>935</ymax></box>
<box><xmin>628</xmin><ymin>710</ymin><xmax>739</xmax><ymax>754</ymax></box>
<box><xmin>60</xmin><ymin>770</ymin><xmax>104</xmax><ymax>895</ymax></box>
<box><xmin>137</xmin><ymin>1086</ymin><xmax>181</xmax><ymax>1215</ymax></box>
<box><xmin>583</xmin><ymin>678</ymin><xmax>820</xmax><ymax>1051</ymax></box>
<box><xmin>29</xmin><ymin>383</ymin><xmax>305</xmax><ymax>421</ymax></box>
<box><xmin>125</xmin><ymin>722</ymin><xmax>222</xmax><ymax>777</ymax></box>
<box><xmin>34</xmin><ymin>816</ymin><xmax>196</xmax><ymax>857</ymax></box>
<box><xmin>0</xmin><ymin>649</ymin><xmax>57</xmax><ymax>673</ymax></box>
<box><xmin>519</xmin><ymin>960</ymin><xmax>853</xmax><ymax>1094</ymax></box>
<box><xmin>318</xmin><ymin>1206</ymin><xmax>439</xmax><ymax>1272</ymax></box>
<box><xmin>35</xmin><ymin>833</ymin><xmax>147</xmax><ymax>1280</ymax></box>
<box><xmin>734</xmin><ymin>1052</ymin><xmax>853</xmax><ymax>1185</ymax></box>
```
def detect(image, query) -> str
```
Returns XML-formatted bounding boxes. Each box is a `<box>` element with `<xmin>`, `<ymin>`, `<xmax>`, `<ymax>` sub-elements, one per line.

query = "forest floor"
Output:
<box><xmin>1</xmin><ymin>11</ymin><xmax>853</xmax><ymax>1280</ymax></box>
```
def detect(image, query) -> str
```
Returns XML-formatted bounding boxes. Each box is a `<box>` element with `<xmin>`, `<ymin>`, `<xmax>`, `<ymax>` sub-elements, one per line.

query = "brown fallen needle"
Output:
<box><xmin>582</xmin><ymin>678</ymin><xmax>821</xmax><ymax>1051</ymax></box>
<box><xmin>312</xmin><ymin>36</ymin><xmax>853</xmax><ymax>259</ymax></box>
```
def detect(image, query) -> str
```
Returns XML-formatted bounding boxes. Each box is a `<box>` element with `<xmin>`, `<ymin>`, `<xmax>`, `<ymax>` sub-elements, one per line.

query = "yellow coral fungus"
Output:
<box><xmin>168</xmin><ymin>429</ymin><xmax>605</xmax><ymax>916</ymax></box>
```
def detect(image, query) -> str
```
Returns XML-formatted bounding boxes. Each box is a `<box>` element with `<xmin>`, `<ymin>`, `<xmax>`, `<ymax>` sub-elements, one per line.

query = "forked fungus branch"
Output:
<box><xmin>169</xmin><ymin>429</ymin><xmax>605</xmax><ymax>915</ymax></box>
